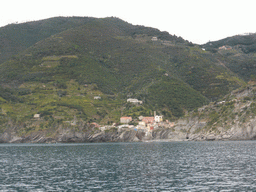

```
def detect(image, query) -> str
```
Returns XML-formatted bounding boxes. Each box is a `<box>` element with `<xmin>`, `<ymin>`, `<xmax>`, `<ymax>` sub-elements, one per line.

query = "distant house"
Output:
<box><xmin>219</xmin><ymin>46</ymin><xmax>227</xmax><ymax>50</ymax></box>
<box><xmin>142</xmin><ymin>117</ymin><xmax>154</xmax><ymax>124</ymax></box>
<box><xmin>94</xmin><ymin>96</ymin><xmax>101</xmax><ymax>100</ymax></box>
<box><xmin>151</xmin><ymin>37</ymin><xmax>158</xmax><ymax>41</ymax></box>
<box><xmin>219</xmin><ymin>45</ymin><xmax>232</xmax><ymax>50</ymax></box>
<box><xmin>127</xmin><ymin>98</ymin><xmax>143</xmax><ymax>104</ymax></box>
<box><xmin>120</xmin><ymin>117</ymin><xmax>132</xmax><ymax>124</ymax></box>
<box><xmin>34</xmin><ymin>114</ymin><xmax>40</xmax><ymax>118</ymax></box>
<box><xmin>217</xmin><ymin>101</ymin><xmax>226</xmax><ymax>105</ymax></box>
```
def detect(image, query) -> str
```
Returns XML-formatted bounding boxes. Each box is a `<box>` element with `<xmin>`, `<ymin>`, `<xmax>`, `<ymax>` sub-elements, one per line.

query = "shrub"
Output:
<box><xmin>57</xmin><ymin>90</ymin><xmax>67</xmax><ymax>97</ymax></box>
<box><xmin>55</xmin><ymin>80</ymin><xmax>67</xmax><ymax>89</ymax></box>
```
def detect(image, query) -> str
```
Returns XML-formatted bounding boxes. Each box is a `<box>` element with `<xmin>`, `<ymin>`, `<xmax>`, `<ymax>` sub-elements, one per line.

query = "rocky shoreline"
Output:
<box><xmin>1</xmin><ymin>118</ymin><xmax>256</xmax><ymax>143</ymax></box>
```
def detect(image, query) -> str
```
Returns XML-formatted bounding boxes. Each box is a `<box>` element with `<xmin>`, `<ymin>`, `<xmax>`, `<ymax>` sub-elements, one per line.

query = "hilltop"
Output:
<box><xmin>203</xmin><ymin>33</ymin><xmax>256</xmax><ymax>82</ymax></box>
<box><xmin>0</xmin><ymin>17</ymin><xmax>96</xmax><ymax>63</ymax></box>
<box><xmin>0</xmin><ymin>16</ymin><xmax>255</xmax><ymax>142</ymax></box>
<box><xmin>203</xmin><ymin>33</ymin><xmax>256</xmax><ymax>54</ymax></box>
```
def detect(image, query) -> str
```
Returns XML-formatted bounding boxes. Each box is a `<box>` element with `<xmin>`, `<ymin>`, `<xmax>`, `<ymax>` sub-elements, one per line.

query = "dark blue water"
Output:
<box><xmin>1</xmin><ymin>141</ymin><xmax>256</xmax><ymax>191</ymax></box>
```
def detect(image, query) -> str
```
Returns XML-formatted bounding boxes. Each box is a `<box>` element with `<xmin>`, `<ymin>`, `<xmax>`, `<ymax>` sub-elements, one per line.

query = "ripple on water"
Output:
<box><xmin>1</xmin><ymin>141</ymin><xmax>256</xmax><ymax>191</ymax></box>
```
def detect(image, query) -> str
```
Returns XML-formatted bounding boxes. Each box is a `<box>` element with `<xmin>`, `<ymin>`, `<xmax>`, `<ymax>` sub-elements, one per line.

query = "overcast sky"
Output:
<box><xmin>1</xmin><ymin>0</ymin><xmax>255</xmax><ymax>44</ymax></box>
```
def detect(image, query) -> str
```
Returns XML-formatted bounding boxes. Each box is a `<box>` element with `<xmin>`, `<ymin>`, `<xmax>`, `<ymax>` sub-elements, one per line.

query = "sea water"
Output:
<box><xmin>1</xmin><ymin>141</ymin><xmax>256</xmax><ymax>191</ymax></box>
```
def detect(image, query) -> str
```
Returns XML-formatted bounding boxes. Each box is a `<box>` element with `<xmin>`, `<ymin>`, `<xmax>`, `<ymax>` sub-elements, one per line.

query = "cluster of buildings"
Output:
<box><xmin>119</xmin><ymin>111</ymin><xmax>173</xmax><ymax>132</ymax></box>
<box><xmin>96</xmin><ymin>110</ymin><xmax>174</xmax><ymax>133</ymax></box>
<box><xmin>118</xmin><ymin>99</ymin><xmax>174</xmax><ymax>132</ymax></box>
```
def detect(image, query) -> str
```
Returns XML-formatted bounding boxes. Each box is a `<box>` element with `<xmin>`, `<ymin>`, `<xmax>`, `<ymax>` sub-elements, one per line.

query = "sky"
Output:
<box><xmin>1</xmin><ymin>0</ymin><xmax>256</xmax><ymax>44</ymax></box>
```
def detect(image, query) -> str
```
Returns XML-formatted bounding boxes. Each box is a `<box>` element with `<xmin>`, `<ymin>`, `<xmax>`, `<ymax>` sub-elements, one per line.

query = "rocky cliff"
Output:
<box><xmin>174</xmin><ymin>85</ymin><xmax>256</xmax><ymax>141</ymax></box>
<box><xmin>0</xmin><ymin>126</ymin><xmax>184</xmax><ymax>143</ymax></box>
<box><xmin>1</xmin><ymin>118</ymin><xmax>256</xmax><ymax>143</ymax></box>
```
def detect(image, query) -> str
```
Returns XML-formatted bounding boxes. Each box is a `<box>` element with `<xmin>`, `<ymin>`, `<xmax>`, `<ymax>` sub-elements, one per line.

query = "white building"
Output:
<box><xmin>34</xmin><ymin>114</ymin><xmax>40</xmax><ymax>118</ymax></box>
<box><xmin>127</xmin><ymin>98</ymin><xmax>143</xmax><ymax>104</ymax></box>
<box><xmin>155</xmin><ymin>115</ymin><xmax>163</xmax><ymax>123</ymax></box>
<box><xmin>94</xmin><ymin>96</ymin><xmax>101</xmax><ymax>100</ymax></box>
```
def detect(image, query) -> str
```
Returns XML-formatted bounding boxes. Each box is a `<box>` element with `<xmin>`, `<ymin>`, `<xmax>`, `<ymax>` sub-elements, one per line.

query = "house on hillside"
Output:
<box><xmin>34</xmin><ymin>114</ymin><xmax>40</xmax><ymax>119</ymax></box>
<box><xmin>219</xmin><ymin>46</ymin><xmax>227</xmax><ymax>50</ymax></box>
<box><xmin>120</xmin><ymin>117</ymin><xmax>132</xmax><ymax>124</ymax></box>
<box><xmin>151</xmin><ymin>37</ymin><xmax>158</xmax><ymax>41</ymax></box>
<box><xmin>219</xmin><ymin>45</ymin><xmax>232</xmax><ymax>50</ymax></box>
<box><xmin>94</xmin><ymin>96</ymin><xmax>101</xmax><ymax>100</ymax></box>
<box><xmin>127</xmin><ymin>98</ymin><xmax>143</xmax><ymax>105</ymax></box>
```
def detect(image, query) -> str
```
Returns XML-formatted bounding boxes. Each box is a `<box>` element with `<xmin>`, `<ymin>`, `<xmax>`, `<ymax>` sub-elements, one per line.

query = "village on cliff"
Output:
<box><xmin>91</xmin><ymin>98</ymin><xmax>175</xmax><ymax>134</ymax></box>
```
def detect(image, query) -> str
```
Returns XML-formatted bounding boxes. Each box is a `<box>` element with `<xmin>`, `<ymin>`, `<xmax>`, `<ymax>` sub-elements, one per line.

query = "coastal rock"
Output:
<box><xmin>3</xmin><ymin>113</ymin><xmax>256</xmax><ymax>143</ymax></box>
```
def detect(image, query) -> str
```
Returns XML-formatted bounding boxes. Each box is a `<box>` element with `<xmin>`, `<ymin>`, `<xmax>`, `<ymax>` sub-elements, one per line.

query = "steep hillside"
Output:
<box><xmin>203</xmin><ymin>33</ymin><xmax>256</xmax><ymax>82</ymax></box>
<box><xmin>0</xmin><ymin>16</ymin><xmax>96</xmax><ymax>63</ymax></box>
<box><xmin>203</xmin><ymin>33</ymin><xmax>256</xmax><ymax>53</ymax></box>
<box><xmin>175</xmin><ymin>83</ymin><xmax>256</xmax><ymax>141</ymax></box>
<box><xmin>0</xmin><ymin>17</ymin><xmax>248</xmax><ymax>138</ymax></box>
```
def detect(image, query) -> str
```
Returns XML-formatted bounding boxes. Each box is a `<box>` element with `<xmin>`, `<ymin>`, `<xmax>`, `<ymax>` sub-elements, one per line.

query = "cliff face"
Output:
<box><xmin>173</xmin><ymin>85</ymin><xmax>256</xmax><ymax>141</ymax></box>
<box><xmin>1</xmin><ymin>119</ymin><xmax>256</xmax><ymax>143</ymax></box>
<box><xmin>0</xmin><ymin>124</ymin><xmax>187</xmax><ymax>143</ymax></box>
<box><xmin>173</xmin><ymin>116</ymin><xmax>256</xmax><ymax>141</ymax></box>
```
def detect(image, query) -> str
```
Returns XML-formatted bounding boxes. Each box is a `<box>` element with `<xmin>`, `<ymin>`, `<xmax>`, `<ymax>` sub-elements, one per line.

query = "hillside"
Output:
<box><xmin>0</xmin><ymin>17</ymin><xmax>96</xmax><ymax>63</ymax></box>
<box><xmin>203</xmin><ymin>33</ymin><xmax>256</xmax><ymax>54</ymax></box>
<box><xmin>203</xmin><ymin>33</ymin><xmax>256</xmax><ymax>82</ymax></box>
<box><xmin>173</xmin><ymin>83</ymin><xmax>256</xmax><ymax>141</ymax></box>
<box><xmin>0</xmin><ymin>16</ymin><xmax>252</xmax><ymax>139</ymax></box>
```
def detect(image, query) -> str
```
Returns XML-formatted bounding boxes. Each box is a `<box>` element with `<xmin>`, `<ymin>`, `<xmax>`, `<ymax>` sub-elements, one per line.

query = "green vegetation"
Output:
<box><xmin>0</xmin><ymin>16</ymin><xmax>255</xmax><ymax>135</ymax></box>
<box><xmin>204</xmin><ymin>33</ymin><xmax>256</xmax><ymax>54</ymax></box>
<box><xmin>203</xmin><ymin>33</ymin><xmax>256</xmax><ymax>82</ymax></box>
<box><xmin>147</xmin><ymin>76</ymin><xmax>207</xmax><ymax>117</ymax></box>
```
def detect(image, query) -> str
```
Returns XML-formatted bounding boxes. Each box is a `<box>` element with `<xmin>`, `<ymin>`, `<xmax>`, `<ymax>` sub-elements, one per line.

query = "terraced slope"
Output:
<box><xmin>0</xmin><ymin>17</ymin><xmax>249</xmax><ymax>136</ymax></box>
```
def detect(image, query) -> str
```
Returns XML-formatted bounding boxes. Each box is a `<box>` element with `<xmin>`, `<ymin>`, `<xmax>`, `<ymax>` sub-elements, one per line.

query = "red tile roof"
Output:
<box><xmin>120</xmin><ymin>117</ymin><xmax>132</xmax><ymax>120</ymax></box>
<box><xmin>142</xmin><ymin>117</ymin><xmax>154</xmax><ymax>123</ymax></box>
